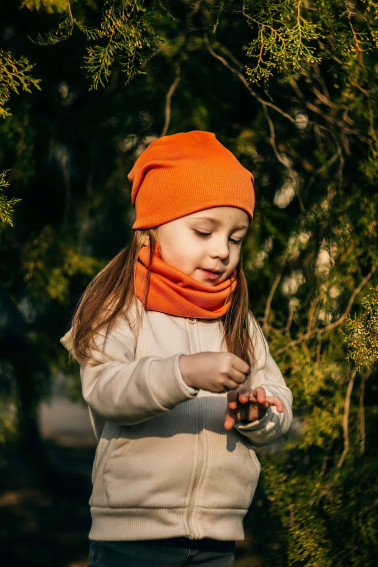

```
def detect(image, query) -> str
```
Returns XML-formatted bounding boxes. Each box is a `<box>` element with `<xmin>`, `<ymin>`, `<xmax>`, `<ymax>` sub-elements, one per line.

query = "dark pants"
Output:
<box><xmin>88</xmin><ymin>538</ymin><xmax>235</xmax><ymax>567</ymax></box>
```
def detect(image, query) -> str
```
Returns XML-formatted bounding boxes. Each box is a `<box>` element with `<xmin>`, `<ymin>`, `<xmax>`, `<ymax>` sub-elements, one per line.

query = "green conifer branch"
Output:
<box><xmin>343</xmin><ymin>287</ymin><xmax>378</xmax><ymax>370</ymax></box>
<box><xmin>21</xmin><ymin>0</ymin><xmax>69</xmax><ymax>14</ymax></box>
<box><xmin>0</xmin><ymin>170</ymin><xmax>21</xmax><ymax>228</ymax></box>
<box><xmin>29</xmin><ymin>8</ymin><xmax>74</xmax><ymax>46</ymax></box>
<box><xmin>241</xmin><ymin>0</ymin><xmax>377</xmax><ymax>85</ymax></box>
<box><xmin>242</xmin><ymin>0</ymin><xmax>320</xmax><ymax>83</ymax></box>
<box><xmin>0</xmin><ymin>50</ymin><xmax>41</xmax><ymax>118</ymax></box>
<box><xmin>81</xmin><ymin>1</ymin><xmax>162</xmax><ymax>89</ymax></box>
<box><xmin>28</xmin><ymin>0</ymin><xmax>163</xmax><ymax>89</ymax></box>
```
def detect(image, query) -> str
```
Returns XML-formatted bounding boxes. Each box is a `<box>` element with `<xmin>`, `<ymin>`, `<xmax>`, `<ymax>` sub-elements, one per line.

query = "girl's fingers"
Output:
<box><xmin>252</xmin><ymin>387</ymin><xmax>266</xmax><ymax>404</ymax></box>
<box><xmin>227</xmin><ymin>387</ymin><xmax>250</xmax><ymax>409</ymax></box>
<box><xmin>252</xmin><ymin>388</ymin><xmax>284</xmax><ymax>412</ymax></box>
<box><xmin>224</xmin><ymin>379</ymin><xmax>241</xmax><ymax>392</ymax></box>
<box><xmin>230</xmin><ymin>369</ymin><xmax>248</xmax><ymax>385</ymax></box>
<box><xmin>224</xmin><ymin>409</ymin><xmax>236</xmax><ymax>430</ymax></box>
<box><xmin>225</xmin><ymin>387</ymin><xmax>284</xmax><ymax>432</ymax></box>
<box><xmin>231</xmin><ymin>356</ymin><xmax>250</xmax><ymax>375</ymax></box>
<box><xmin>251</xmin><ymin>395</ymin><xmax>284</xmax><ymax>413</ymax></box>
<box><xmin>226</xmin><ymin>390</ymin><xmax>238</xmax><ymax>407</ymax></box>
<box><xmin>266</xmin><ymin>395</ymin><xmax>284</xmax><ymax>412</ymax></box>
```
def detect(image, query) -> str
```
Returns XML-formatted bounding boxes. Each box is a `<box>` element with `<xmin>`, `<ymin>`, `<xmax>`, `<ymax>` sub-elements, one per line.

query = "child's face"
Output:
<box><xmin>154</xmin><ymin>207</ymin><xmax>249</xmax><ymax>285</ymax></box>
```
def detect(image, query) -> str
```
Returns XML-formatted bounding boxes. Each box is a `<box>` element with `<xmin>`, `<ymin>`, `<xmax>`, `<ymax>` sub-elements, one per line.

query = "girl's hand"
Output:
<box><xmin>179</xmin><ymin>352</ymin><xmax>250</xmax><ymax>393</ymax></box>
<box><xmin>224</xmin><ymin>386</ymin><xmax>283</xmax><ymax>430</ymax></box>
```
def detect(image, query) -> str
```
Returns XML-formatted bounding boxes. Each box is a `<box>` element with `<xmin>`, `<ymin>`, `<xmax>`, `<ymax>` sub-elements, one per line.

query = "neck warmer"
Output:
<box><xmin>134</xmin><ymin>246</ymin><xmax>237</xmax><ymax>319</ymax></box>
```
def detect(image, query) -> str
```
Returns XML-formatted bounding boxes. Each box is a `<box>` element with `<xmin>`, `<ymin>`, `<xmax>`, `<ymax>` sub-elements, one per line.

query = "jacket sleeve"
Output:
<box><xmin>60</xmin><ymin>318</ymin><xmax>197</xmax><ymax>426</ymax></box>
<box><xmin>234</xmin><ymin>318</ymin><xmax>293</xmax><ymax>447</ymax></box>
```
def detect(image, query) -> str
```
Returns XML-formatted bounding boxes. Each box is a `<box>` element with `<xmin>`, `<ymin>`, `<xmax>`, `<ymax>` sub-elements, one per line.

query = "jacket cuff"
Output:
<box><xmin>175</xmin><ymin>354</ymin><xmax>199</xmax><ymax>397</ymax></box>
<box><xmin>148</xmin><ymin>353</ymin><xmax>198</xmax><ymax>410</ymax></box>
<box><xmin>235</xmin><ymin>406</ymin><xmax>274</xmax><ymax>432</ymax></box>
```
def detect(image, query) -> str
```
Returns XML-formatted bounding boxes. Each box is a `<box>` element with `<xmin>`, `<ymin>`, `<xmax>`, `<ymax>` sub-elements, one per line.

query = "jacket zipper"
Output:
<box><xmin>185</xmin><ymin>317</ymin><xmax>203</xmax><ymax>539</ymax></box>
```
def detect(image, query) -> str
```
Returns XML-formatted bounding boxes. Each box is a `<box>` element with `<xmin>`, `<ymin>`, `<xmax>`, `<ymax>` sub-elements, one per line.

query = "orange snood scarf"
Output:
<box><xmin>128</xmin><ymin>131</ymin><xmax>254</xmax><ymax>318</ymax></box>
<box><xmin>135</xmin><ymin>245</ymin><xmax>237</xmax><ymax>319</ymax></box>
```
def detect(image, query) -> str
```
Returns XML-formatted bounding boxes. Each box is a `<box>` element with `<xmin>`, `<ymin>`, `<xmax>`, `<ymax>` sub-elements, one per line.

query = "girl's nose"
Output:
<box><xmin>210</xmin><ymin>239</ymin><xmax>229</xmax><ymax>260</ymax></box>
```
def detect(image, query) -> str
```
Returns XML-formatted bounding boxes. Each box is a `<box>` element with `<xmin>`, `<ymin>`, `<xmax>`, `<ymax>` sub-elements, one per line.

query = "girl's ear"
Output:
<box><xmin>136</xmin><ymin>228</ymin><xmax>158</xmax><ymax>247</ymax></box>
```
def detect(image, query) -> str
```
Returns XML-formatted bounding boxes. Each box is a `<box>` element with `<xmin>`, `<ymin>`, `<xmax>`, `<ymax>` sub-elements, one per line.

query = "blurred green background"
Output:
<box><xmin>0</xmin><ymin>1</ymin><xmax>377</xmax><ymax>566</ymax></box>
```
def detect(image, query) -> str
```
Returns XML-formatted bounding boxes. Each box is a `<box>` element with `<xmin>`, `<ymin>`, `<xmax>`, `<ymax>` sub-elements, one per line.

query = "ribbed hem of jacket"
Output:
<box><xmin>88</xmin><ymin>506</ymin><xmax>246</xmax><ymax>541</ymax></box>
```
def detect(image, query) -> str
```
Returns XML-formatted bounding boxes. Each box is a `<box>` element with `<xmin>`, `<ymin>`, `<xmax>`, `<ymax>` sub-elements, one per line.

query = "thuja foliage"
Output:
<box><xmin>20</xmin><ymin>0</ymin><xmax>68</xmax><ymax>12</ymax></box>
<box><xmin>344</xmin><ymin>287</ymin><xmax>378</xmax><ymax>371</ymax></box>
<box><xmin>0</xmin><ymin>1</ymin><xmax>377</xmax><ymax>566</ymax></box>
<box><xmin>0</xmin><ymin>49</ymin><xmax>41</xmax><ymax>119</ymax></box>
<box><xmin>0</xmin><ymin>170</ymin><xmax>21</xmax><ymax>228</ymax></box>
<box><xmin>241</xmin><ymin>0</ymin><xmax>321</xmax><ymax>82</ymax></box>
<box><xmin>0</xmin><ymin>49</ymin><xmax>41</xmax><ymax>226</ymax></box>
<box><xmin>29</xmin><ymin>0</ymin><xmax>164</xmax><ymax>89</ymax></box>
<box><xmin>0</xmin><ymin>49</ymin><xmax>40</xmax><ymax>224</ymax></box>
<box><xmin>241</xmin><ymin>0</ymin><xmax>378</xmax><ymax>84</ymax></box>
<box><xmin>22</xmin><ymin>0</ymin><xmax>378</xmax><ymax>89</ymax></box>
<box><xmin>22</xmin><ymin>226</ymin><xmax>103</xmax><ymax>303</ymax></box>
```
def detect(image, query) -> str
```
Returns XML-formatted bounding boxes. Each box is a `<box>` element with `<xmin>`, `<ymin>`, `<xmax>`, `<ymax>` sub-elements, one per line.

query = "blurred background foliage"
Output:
<box><xmin>0</xmin><ymin>1</ymin><xmax>377</xmax><ymax>566</ymax></box>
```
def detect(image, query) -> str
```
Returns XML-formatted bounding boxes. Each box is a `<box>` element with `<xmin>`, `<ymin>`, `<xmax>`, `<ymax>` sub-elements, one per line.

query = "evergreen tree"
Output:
<box><xmin>0</xmin><ymin>1</ymin><xmax>376</xmax><ymax>565</ymax></box>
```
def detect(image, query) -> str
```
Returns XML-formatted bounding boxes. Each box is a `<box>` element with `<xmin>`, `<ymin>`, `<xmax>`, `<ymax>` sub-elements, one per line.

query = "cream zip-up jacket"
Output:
<box><xmin>61</xmin><ymin>300</ymin><xmax>292</xmax><ymax>542</ymax></box>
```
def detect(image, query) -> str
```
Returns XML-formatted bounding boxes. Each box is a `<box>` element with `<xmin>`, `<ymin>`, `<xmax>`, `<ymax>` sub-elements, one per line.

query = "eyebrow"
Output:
<box><xmin>190</xmin><ymin>216</ymin><xmax>249</xmax><ymax>231</ymax></box>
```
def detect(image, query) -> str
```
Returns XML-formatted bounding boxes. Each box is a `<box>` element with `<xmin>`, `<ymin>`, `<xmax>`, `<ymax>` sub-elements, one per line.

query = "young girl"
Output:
<box><xmin>61</xmin><ymin>131</ymin><xmax>293</xmax><ymax>567</ymax></box>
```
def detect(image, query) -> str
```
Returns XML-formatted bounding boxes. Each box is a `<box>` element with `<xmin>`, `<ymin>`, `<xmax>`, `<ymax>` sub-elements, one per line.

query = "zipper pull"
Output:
<box><xmin>187</xmin><ymin>317</ymin><xmax>196</xmax><ymax>324</ymax></box>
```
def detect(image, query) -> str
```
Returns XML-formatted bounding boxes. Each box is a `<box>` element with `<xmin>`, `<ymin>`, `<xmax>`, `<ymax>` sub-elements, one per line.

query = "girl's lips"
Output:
<box><xmin>199</xmin><ymin>268</ymin><xmax>223</xmax><ymax>281</ymax></box>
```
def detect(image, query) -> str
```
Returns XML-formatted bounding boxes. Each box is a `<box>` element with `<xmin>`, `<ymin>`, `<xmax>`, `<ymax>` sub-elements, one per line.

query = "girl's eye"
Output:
<box><xmin>194</xmin><ymin>230</ymin><xmax>242</xmax><ymax>245</ymax></box>
<box><xmin>194</xmin><ymin>230</ymin><xmax>211</xmax><ymax>238</ymax></box>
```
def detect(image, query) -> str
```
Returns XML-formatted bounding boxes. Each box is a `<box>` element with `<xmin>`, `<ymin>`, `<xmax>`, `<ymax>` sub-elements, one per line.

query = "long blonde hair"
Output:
<box><xmin>71</xmin><ymin>231</ymin><xmax>254</xmax><ymax>364</ymax></box>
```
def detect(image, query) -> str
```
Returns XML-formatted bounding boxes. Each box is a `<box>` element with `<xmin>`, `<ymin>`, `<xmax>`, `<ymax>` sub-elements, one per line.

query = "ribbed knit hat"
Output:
<box><xmin>128</xmin><ymin>130</ymin><xmax>255</xmax><ymax>229</ymax></box>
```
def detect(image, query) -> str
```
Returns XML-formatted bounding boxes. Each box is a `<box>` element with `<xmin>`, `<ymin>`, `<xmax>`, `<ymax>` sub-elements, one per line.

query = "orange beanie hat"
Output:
<box><xmin>127</xmin><ymin>131</ymin><xmax>255</xmax><ymax>229</ymax></box>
